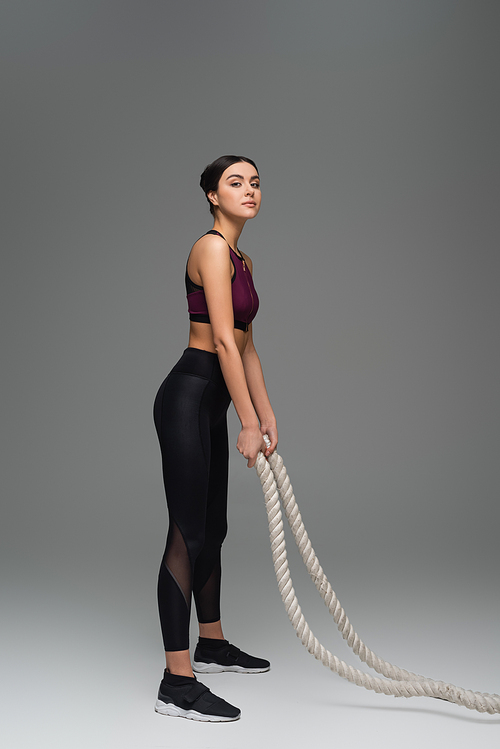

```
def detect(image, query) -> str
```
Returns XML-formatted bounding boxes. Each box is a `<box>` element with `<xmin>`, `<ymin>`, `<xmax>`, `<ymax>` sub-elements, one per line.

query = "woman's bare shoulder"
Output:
<box><xmin>188</xmin><ymin>233</ymin><xmax>233</xmax><ymax>286</ymax></box>
<box><xmin>190</xmin><ymin>231</ymin><xmax>228</xmax><ymax>260</ymax></box>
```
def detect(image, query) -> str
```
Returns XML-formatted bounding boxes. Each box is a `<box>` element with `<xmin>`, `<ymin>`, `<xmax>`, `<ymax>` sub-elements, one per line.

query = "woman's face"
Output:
<box><xmin>208</xmin><ymin>161</ymin><xmax>261</xmax><ymax>220</ymax></box>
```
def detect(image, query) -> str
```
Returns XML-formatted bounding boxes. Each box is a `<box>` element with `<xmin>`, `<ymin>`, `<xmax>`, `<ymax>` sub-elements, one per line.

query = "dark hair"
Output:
<box><xmin>200</xmin><ymin>155</ymin><xmax>259</xmax><ymax>216</ymax></box>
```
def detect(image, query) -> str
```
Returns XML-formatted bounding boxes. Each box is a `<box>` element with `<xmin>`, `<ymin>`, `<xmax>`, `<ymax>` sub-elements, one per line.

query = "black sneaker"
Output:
<box><xmin>193</xmin><ymin>638</ymin><xmax>271</xmax><ymax>674</ymax></box>
<box><xmin>154</xmin><ymin>671</ymin><xmax>240</xmax><ymax>722</ymax></box>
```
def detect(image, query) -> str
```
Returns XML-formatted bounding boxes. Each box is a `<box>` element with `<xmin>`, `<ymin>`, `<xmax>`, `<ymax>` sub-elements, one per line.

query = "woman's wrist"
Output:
<box><xmin>240</xmin><ymin>418</ymin><xmax>260</xmax><ymax>430</ymax></box>
<box><xmin>259</xmin><ymin>417</ymin><xmax>276</xmax><ymax>429</ymax></box>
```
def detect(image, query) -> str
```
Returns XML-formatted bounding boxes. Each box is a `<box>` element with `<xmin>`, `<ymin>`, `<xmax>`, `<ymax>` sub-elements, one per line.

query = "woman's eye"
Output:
<box><xmin>230</xmin><ymin>180</ymin><xmax>260</xmax><ymax>188</ymax></box>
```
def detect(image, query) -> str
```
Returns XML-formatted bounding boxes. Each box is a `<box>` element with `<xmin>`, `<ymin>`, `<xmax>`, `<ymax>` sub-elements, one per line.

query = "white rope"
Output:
<box><xmin>254</xmin><ymin>446</ymin><xmax>500</xmax><ymax>714</ymax></box>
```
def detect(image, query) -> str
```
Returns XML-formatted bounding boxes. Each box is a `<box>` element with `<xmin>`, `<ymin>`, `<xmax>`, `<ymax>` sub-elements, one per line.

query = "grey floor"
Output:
<box><xmin>3</xmin><ymin>465</ymin><xmax>499</xmax><ymax>749</ymax></box>
<box><xmin>4</xmin><ymin>595</ymin><xmax>499</xmax><ymax>749</ymax></box>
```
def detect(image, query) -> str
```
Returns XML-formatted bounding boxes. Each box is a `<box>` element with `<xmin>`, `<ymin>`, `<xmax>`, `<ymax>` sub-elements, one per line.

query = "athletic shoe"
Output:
<box><xmin>193</xmin><ymin>638</ymin><xmax>271</xmax><ymax>674</ymax></box>
<box><xmin>154</xmin><ymin>670</ymin><xmax>240</xmax><ymax>722</ymax></box>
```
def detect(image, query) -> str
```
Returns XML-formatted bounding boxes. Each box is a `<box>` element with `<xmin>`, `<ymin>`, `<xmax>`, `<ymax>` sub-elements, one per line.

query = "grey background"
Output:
<box><xmin>2</xmin><ymin>1</ymin><xmax>499</xmax><ymax>747</ymax></box>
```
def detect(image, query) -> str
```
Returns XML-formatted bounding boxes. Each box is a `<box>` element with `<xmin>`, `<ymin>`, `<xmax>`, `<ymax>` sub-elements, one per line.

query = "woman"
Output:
<box><xmin>153</xmin><ymin>155</ymin><xmax>278</xmax><ymax>722</ymax></box>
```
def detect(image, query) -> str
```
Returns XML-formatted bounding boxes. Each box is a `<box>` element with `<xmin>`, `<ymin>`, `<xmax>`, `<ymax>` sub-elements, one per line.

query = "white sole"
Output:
<box><xmin>154</xmin><ymin>698</ymin><xmax>240</xmax><ymax>722</ymax></box>
<box><xmin>192</xmin><ymin>661</ymin><xmax>270</xmax><ymax>674</ymax></box>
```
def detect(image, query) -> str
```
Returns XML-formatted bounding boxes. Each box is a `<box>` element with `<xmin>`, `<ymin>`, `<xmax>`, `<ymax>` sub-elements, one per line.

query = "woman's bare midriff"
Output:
<box><xmin>188</xmin><ymin>321</ymin><xmax>248</xmax><ymax>357</ymax></box>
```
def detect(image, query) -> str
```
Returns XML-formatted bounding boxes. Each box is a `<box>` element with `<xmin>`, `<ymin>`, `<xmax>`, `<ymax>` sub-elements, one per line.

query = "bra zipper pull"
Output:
<box><xmin>237</xmin><ymin>248</ymin><xmax>246</xmax><ymax>270</ymax></box>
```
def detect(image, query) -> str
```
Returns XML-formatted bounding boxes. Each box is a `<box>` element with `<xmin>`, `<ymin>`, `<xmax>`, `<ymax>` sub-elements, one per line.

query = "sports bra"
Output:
<box><xmin>186</xmin><ymin>230</ymin><xmax>259</xmax><ymax>332</ymax></box>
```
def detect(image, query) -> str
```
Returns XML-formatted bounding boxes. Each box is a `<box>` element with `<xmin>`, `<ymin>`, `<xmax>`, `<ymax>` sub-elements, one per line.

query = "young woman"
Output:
<box><xmin>153</xmin><ymin>155</ymin><xmax>278</xmax><ymax>722</ymax></box>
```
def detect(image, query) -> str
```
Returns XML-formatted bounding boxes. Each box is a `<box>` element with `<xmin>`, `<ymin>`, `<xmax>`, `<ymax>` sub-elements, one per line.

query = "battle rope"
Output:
<box><xmin>254</xmin><ymin>443</ymin><xmax>500</xmax><ymax>714</ymax></box>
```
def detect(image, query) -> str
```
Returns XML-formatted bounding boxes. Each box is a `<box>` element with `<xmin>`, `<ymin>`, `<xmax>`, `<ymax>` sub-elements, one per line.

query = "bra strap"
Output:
<box><xmin>205</xmin><ymin>230</ymin><xmax>244</xmax><ymax>262</ymax></box>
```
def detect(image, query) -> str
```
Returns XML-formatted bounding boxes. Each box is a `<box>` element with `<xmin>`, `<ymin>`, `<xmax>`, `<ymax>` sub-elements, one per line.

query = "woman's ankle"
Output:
<box><xmin>165</xmin><ymin>649</ymin><xmax>194</xmax><ymax>678</ymax></box>
<box><xmin>198</xmin><ymin>620</ymin><xmax>225</xmax><ymax>640</ymax></box>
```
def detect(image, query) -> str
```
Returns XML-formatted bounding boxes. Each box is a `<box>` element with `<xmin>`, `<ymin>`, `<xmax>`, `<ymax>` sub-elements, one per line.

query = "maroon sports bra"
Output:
<box><xmin>186</xmin><ymin>230</ymin><xmax>259</xmax><ymax>332</ymax></box>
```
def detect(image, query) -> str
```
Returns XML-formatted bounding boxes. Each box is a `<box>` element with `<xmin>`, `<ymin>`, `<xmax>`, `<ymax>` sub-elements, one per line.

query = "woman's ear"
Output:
<box><xmin>207</xmin><ymin>190</ymin><xmax>218</xmax><ymax>207</ymax></box>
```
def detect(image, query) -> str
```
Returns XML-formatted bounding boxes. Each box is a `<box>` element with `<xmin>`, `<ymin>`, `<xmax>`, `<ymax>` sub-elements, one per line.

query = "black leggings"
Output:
<box><xmin>153</xmin><ymin>347</ymin><xmax>231</xmax><ymax>651</ymax></box>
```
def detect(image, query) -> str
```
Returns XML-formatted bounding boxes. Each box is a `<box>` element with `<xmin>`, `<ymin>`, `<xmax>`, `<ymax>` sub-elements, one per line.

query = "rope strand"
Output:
<box><xmin>254</xmin><ymin>447</ymin><xmax>500</xmax><ymax>714</ymax></box>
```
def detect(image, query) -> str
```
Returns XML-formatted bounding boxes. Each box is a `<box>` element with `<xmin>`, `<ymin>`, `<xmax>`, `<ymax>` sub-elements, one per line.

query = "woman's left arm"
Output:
<box><xmin>242</xmin><ymin>326</ymin><xmax>278</xmax><ymax>458</ymax></box>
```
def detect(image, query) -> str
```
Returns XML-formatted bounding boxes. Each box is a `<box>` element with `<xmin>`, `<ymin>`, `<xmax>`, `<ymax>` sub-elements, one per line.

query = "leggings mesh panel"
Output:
<box><xmin>163</xmin><ymin>521</ymin><xmax>191</xmax><ymax>609</ymax></box>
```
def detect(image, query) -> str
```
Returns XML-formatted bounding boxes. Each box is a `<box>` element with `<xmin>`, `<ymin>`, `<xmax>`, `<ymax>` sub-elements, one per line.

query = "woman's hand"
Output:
<box><xmin>237</xmin><ymin>425</ymin><xmax>267</xmax><ymax>468</ymax></box>
<box><xmin>261</xmin><ymin>423</ymin><xmax>278</xmax><ymax>458</ymax></box>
